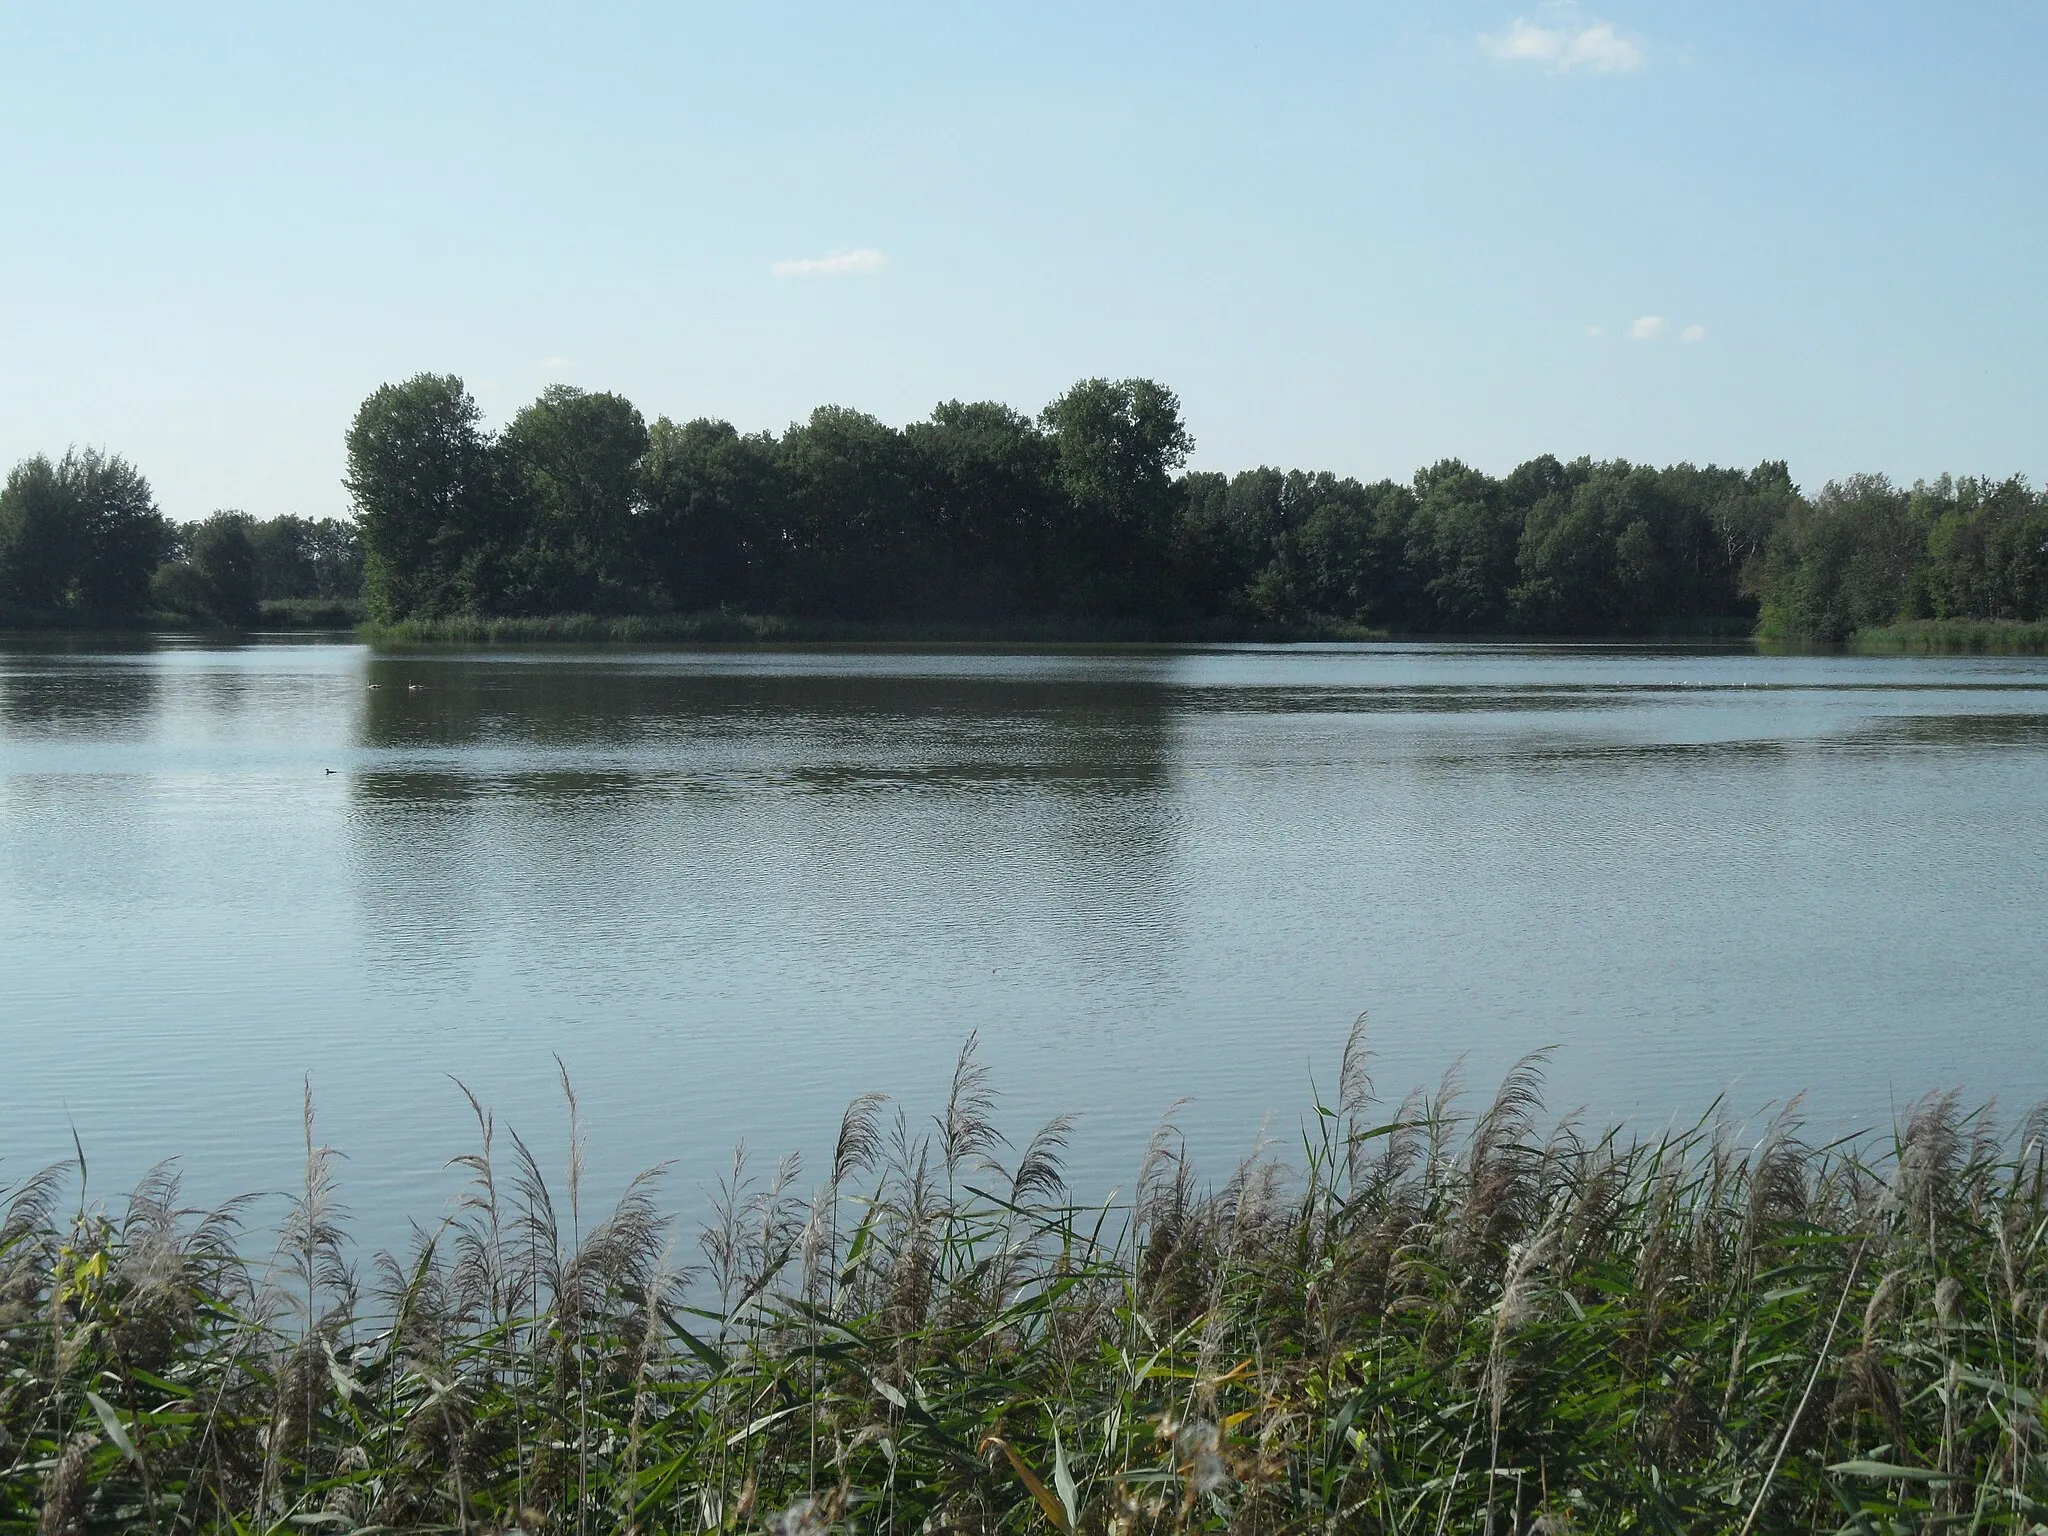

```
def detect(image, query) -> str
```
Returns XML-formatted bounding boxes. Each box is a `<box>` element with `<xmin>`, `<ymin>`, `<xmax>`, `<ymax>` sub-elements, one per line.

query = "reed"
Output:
<box><xmin>1853</xmin><ymin>618</ymin><xmax>2048</xmax><ymax>653</ymax></box>
<box><xmin>6</xmin><ymin>1026</ymin><xmax>2047</xmax><ymax>1534</ymax></box>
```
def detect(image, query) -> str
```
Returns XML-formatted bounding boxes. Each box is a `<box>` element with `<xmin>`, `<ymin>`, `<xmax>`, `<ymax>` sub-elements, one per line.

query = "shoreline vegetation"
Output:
<box><xmin>7</xmin><ymin>376</ymin><xmax>2046</xmax><ymax>652</ymax></box>
<box><xmin>354</xmin><ymin>610</ymin><xmax>1385</xmax><ymax>647</ymax></box>
<box><xmin>1850</xmin><ymin>618</ymin><xmax>2048</xmax><ymax>655</ymax></box>
<box><xmin>8</xmin><ymin>1029</ymin><xmax>2048</xmax><ymax>1533</ymax></box>
<box><xmin>7</xmin><ymin>609</ymin><xmax>2048</xmax><ymax>654</ymax></box>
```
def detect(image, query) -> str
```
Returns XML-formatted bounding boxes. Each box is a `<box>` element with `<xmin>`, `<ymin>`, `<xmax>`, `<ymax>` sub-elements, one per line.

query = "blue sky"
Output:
<box><xmin>2</xmin><ymin>3</ymin><xmax>2041</xmax><ymax>521</ymax></box>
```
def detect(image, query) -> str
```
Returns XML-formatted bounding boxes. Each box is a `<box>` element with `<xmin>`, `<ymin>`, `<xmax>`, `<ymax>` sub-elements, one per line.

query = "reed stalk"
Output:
<box><xmin>5</xmin><ymin>1024</ymin><xmax>2046</xmax><ymax>1532</ymax></box>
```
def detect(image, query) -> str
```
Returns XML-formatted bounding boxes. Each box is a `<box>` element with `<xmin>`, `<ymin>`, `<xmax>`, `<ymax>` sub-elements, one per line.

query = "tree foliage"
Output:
<box><xmin>344</xmin><ymin>373</ymin><xmax>504</xmax><ymax>622</ymax></box>
<box><xmin>11</xmin><ymin>374</ymin><xmax>2039</xmax><ymax>640</ymax></box>
<box><xmin>0</xmin><ymin>448</ymin><xmax>168</xmax><ymax>616</ymax></box>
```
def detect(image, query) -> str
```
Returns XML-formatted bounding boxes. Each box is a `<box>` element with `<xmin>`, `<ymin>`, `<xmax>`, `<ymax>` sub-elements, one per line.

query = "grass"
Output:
<box><xmin>6</xmin><ymin>1026</ymin><xmax>2048</xmax><ymax>1534</ymax></box>
<box><xmin>1853</xmin><ymin>619</ymin><xmax>2048</xmax><ymax>654</ymax></box>
<box><xmin>358</xmin><ymin>612</ymin><xmax>1384</xmax><ymax>647</ymax></box>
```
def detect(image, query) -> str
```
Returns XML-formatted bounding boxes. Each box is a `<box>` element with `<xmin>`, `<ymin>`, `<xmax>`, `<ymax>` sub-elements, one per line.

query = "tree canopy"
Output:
<box><xmin>0</xmin><ymin>448</ymin><xmax>168</xmax><ymax>617</ymax></box>
<box><xmin>329</xmin><ymin>373</ymin><xmax>2048</xmax><ymax>637</ymax></box>
<box><xmin>5</xmin><ymin>375</ymin><xmax>2040</xmax><ymax>640</ymax></box>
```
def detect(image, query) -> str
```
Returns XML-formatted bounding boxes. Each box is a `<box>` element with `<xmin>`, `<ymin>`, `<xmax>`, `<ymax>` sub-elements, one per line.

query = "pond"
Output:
<box><xmin>4</xmin><ymin>638</ymin><xmax>2045</xmax><ymax>1243</ymax></box>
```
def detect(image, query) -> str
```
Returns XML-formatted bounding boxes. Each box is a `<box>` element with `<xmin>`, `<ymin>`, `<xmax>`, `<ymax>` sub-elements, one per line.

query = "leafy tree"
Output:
<box><xmin>0</xmin><ymin>448</ymin><xmax>168</xmax><ymax>615</ymax></box>
<box><xmin>1407</xmin><ymin>460</ymin><xmax>1520</xmax><ymax>630</ymax></box>
<box><xmin>0</xmin><ymin>456</ymin><xmax>80</xmax><ymax>609</ymax></box>
<box><xmin>1703</xmin><ymin>461</ymin><xmax>1799</xmax><ymax>592</ymax></box>
<box><xmin>152</xmin><ymin>511</ymin><xmax>262</xmax><ymax>626</ymax></box>
<box><xmin>1173</xmin><ymin>472</ymin><xmax>1260</xmax><ymax>618</ymax></box>
<box><xmin>1039</xmin><ymin>378</ymin><xmax>1193</xmax><ymax>616</ymax></box>
<box><xmin>1747</xmin><ymin>475</ymin><xmax>1929</xmax><ymax>640</ymax></box>
<box><xmin>1292</xmin><ymin>477</ymin><xmax>1417</xmax><ymax>623</ymax></box>
<box><xmin>192</xmin><ymin>513</ymin><xmax>261</xmax><ymax>625</ymax></box>
<box><xmin>778</xmin><ymin>406</ymin><xmax>915</xmax><ymax>618</ymax></box>
<box><xmin>1923</xmin><ymin>475</ymin><xmax>2048</xmax><ymax>621</ymax></box>
<box><xmin>319</xmin><ymin>366</ymin><xmax>2037</xmax><ymax>641</ymax></box>
<box><xmin>905</xmin><ymin>401</ymin><xmax>1064</xmax><ymax>616</ymax></box>
<box><xmin>345</xmin><ymin>374</ymin><xmax>505</xmax><ymax>621</ymax></box>
<box><xmin>249</xmin><ymin>515</ymin><xmax>365</xmax><ymax>600</ymax></box>
<box><xmin>638</xmin><ymin>418</ymin><xmax>783</xmax><ymax>612</ymax></box>
<box><xmin>500</xmin><ymin>386</ymin><xmax>650</xmax><ymax>613</ymax></box>
<box><xmin>1513</xmin><ymin>462</ymin><xmax>1689</xmax><ymax>633</ymax></box>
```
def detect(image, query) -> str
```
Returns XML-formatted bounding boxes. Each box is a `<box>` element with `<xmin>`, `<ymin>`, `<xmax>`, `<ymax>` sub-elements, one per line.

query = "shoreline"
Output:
<box><xmin>11</xmin><ymin>610</ymin><xmax>2048</xmax><ymax>655</ymax></box>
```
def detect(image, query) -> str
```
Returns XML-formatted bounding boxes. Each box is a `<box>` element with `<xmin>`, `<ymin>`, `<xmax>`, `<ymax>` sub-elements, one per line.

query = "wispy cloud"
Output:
<box><xmin>1631</xmin><ymin>315</ymin><xmax>1667</xmax><ymax>341</ymax></box>
<box><xmin>1584</xmin><ymin>324</ymin><xmax>1604</xmax><ymax>338</ymax></box>
<box><xmin>771</xmin><ymin>248</ymin><xmax>887</xmax><ymax>278</ymax></box>
<box><xmin>1680</xmin><ymin>323</ymin><xmax>1708</xmax><ymax>343</ymax></box>
<box><xmin>539</xmin><ymin>356</ymin><xmax>571</xmax><ymax>369</ymax></box>
<box><xmin>1485</xmin><ymin>10</ymin><xmax>1644</xmax><ymax>73</ymax></box>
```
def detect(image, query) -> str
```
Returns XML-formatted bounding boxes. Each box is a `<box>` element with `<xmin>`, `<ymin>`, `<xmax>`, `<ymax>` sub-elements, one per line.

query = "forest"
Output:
<box><xmin>2</xmin><ymin>374</ymin><xmax>2044</xmax><ymax>642</ymax></box>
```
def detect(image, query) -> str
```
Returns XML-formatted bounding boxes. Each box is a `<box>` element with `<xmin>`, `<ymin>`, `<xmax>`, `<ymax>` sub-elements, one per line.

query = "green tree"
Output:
<box><xmin>1924</xmin><ymin>475</ymin><xmax>2048</xmax><ymax>621</ymax></box>
<box><xmin>1512</xmin><ymin>461</ymin><xmax>1684</xmax><ymax>633</ymax></box>
<box><xmin>345</xmin><ymin>374</ymin><xmax>505</xmax><ymax>621</ymax></box>
<box><xmin>500</xmin><ymin>385</ymin><xmax>650</xmax><ymax>613</ymax></box>
<box><xmin>778</xmin><ymin>406</ymin><xmax>915</xmax><ymax>618</ymax></box>
<box><xmin>1747</xmin><ymin>474</ymin><xmax>1930</xmax><ymax>640</ymax></box>
<box><xmin>1173</xmin><ymin>471</ymin><xmax>1258</xmax><ymax>618</ymax></box>
<box><xmin>1700</xmin><ymin>461</ymin><xmax>1800</xmax><ymax>598</ymax></box>
<box><xmin>0</xmin><ymin>448</ymin><xmax>167</xmax><ymax>615</ymax></box>
<box><xmin>151</xmin><ymin>512</ymin><xmax>262</xmax><ymax>626</ymax></box>
<box><xmin>192</xmin><ymin>512</ymin><xmax>261</xmax><ymax>625</ymax></box>
<box><xmin>1039</xmin><ymin>378</ymin><xmax>1193</xmax><ymax>616</ymax></box>
<box><xmin>1407</xmin><ymin>460</ymin><xmax>1519</xmax><ymax>630</ymax></box>
<box><xmin>249</xmin><ymin>514</ymin><xmax>366</xmax><ymax>600</ymax></box>
<box><xmin>1291</xmin><ymin>477</ymin><xmax>1416</xmax><ymax>624</ymax></box>
<box><xmin>638</xmin><ymin>418</ymin><xmax>784</xmax><ymax>611</ymax></box>
<box><xmin>905</xmin><ymin>401</ymin><xmax>1063</xmax><ymax>616</ymax></box>
<box><xmin>0</xmin><ymin>456</ymin><xmax>80</xmax><ymax>609</ymax></box>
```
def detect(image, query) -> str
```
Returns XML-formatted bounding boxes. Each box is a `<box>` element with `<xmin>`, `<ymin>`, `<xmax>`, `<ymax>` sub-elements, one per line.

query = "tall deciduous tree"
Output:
<box><xmin>778</xmin><ymin>405</ymin><xmax>915</xmax><ymax>618</ymax></box>
<box><xmin>345</xmin><ymin>374</ymin><xmax>503</xmax><ymax>621</ymax></box>
<box><xmin>500</xmin><ymin>386</ymin><xmax>650</xmax><ymax>613</ymax></box>
<box><xmin>1040</xmin><ymin>378</ymin><xmax>1193</xmax><ymax>616</ymax></box>
<box><xmin>0</xmin><ymin>448</ymin><xmax>167</xmax><ymax>615</ymax></box>
<box><xmin>638</xmin><ymin>418</ymin><xmax>783</xmax><ymax>612</ymax></box>
<box><xmin>905</xmin><ymin>401</ymin><xmax>1062</xmax><ymax>616</ymax></box>
<box><xmin>249</xmin><ymin>514</ymin><xmax>365</xmax><ymax>601</ymax></box>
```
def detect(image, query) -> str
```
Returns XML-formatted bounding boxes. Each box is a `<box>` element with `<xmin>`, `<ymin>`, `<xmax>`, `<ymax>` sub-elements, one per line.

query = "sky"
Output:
<box><xmin>2</xmin><ymin>2</ymin><xmax>2042</xmax><ymax>522</ymax></box>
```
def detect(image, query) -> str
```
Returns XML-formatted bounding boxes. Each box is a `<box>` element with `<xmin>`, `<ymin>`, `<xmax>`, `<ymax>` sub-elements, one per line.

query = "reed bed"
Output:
<box><xmin>6</xmin><ymin>1028</ymin><xmax>2048</xmax><ymax>1534</ymax></box>
<box><xmin>1854</xmin><ymin>619</ymin><xmax>2048</xmax><ymax>654</ymax></box>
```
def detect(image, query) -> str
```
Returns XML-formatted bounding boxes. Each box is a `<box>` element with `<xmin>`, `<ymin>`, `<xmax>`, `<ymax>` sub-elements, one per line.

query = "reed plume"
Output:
<box><xmin>4</xmin><ymin>1036</ymin><xmax>2046</xmax><ymax>1534</ymax></box>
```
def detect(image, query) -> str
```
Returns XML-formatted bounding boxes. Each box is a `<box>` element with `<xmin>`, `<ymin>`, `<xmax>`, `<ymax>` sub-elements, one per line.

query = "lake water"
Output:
<box><xmin>4</xmin><ymin>637</ymin><xmax>2046</xmax><ymax>1245</ymax></box>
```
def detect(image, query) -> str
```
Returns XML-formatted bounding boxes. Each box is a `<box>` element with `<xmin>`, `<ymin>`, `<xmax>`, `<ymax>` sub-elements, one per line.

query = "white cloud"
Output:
<box><xmin>1485</xmin><ymin>12</ymin><xmax>1644</xmax><ymax>73</ymax></box>
<box><xmin>1631</xmin><ymin>315</ymin><xmax>1667</xmax><ymax>341</ymax></box>
<box><xmin>1680</xmin><ymin>323</ymin><xmax>1708</xmax><ymax>343</ymax></box>
<box><xmin>539</xmin><ymin>356</ymin><xmax>571</xmax><ymax>369</ymax></box>
<box><xmin>1584</xmin><ymin>324</ymin><xmax>1604</xmax><ymax>337</ymax></box>
<box><xmin>771</xmin><ymin>248</ymin><xmax>887</xmax><ymax>278</ymax></box>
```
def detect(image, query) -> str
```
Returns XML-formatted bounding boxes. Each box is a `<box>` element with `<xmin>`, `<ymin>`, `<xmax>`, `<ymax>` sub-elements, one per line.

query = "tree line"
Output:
<box><xmin>4</xmin><ymin>374</ymin><xmax>2042</xmax><ymax>638</ymax></box>
<box><xmin>1747</xmin><ymin>472</ymin><xmax>2048</xmax><ymax>640</ymax></box>
<box><xmin>345</xmin><ymin>373</ymin><xmax>1805</xmax><ymax>634</ymax></box>
<box><xmin>0</xmin><ymin>448</ymin><xmax>361</xmax><ymax>626</ymax></box>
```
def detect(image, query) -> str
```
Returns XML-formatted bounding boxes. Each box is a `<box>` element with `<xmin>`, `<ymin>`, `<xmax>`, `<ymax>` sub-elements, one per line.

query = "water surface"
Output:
<box><xmin>4</xmin><ymin>638</ymin><xmax>2045</xmax><ymax>1239</ymax></box>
